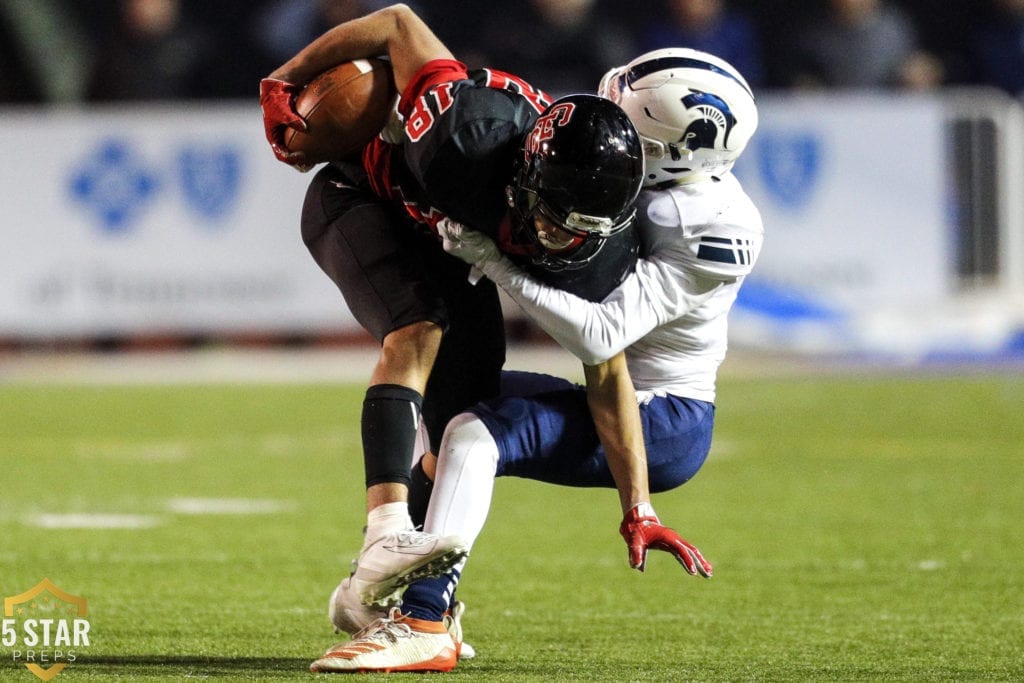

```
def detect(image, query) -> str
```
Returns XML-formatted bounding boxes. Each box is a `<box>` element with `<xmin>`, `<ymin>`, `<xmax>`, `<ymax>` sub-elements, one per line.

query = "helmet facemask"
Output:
<box><xmin>508</xmin><ymin>169</ymin><xmax>626</xmax><ymax>272</ymax></box>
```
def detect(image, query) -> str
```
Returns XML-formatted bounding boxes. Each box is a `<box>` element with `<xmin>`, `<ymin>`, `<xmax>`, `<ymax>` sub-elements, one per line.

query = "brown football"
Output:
<box><xmin>284</xmin><ymin>58</ymin><xmax>396</xmax><ymax>164</ymax></box>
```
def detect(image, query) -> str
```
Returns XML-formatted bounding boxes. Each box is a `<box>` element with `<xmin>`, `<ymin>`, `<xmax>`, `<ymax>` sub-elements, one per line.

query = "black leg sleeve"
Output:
<box><xmin>362</xmin><ymin>384</ymin><xmax>424</xmax><ymax>488</ymax></box>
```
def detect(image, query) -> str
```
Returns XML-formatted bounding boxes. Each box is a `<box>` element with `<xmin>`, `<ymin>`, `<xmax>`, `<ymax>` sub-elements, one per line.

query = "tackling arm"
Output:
<box><xmin>479</xmin><ymin>255</ymin><xmax>720</xmax><ymax>365</ymax></box>
<box><xmin>438</xmin><ymin>215</ymin><xmax>723</xmax><ymax>365</ymax></box>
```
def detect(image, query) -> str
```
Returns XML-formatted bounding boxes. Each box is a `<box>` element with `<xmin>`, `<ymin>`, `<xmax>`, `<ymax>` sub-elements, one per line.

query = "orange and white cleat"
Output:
<box><xmin>310</xmin><ymin>607</ymin><xmax>458</xmax><ymax>674</ymax></box>
<box><xmin>328</xmin><ymin>576</ymin><xmax>477</xmax><ymax>660</ymax></box>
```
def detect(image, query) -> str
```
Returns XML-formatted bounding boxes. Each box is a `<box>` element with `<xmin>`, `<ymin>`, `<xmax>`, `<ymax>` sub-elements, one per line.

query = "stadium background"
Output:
<box><xmin>1</xmin><ymin>0</ymin><xmax>1022</xmax><ymax>363</ymax></box>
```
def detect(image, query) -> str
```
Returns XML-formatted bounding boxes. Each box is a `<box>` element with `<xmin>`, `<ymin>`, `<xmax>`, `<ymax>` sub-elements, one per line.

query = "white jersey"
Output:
<box><xmin>477</xmin><ymin>172</ymin><xmax>763</xmax><ymax>403</ymax></box>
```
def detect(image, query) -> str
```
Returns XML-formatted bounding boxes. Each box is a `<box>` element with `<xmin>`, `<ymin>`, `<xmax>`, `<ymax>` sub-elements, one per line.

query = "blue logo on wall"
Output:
<box><xmin>69</xmin><ymin>138</ymin><xmax>243</xmax><ymax>232</ymax></box>
<box><xmin>756</xmin><ymin>131</ymin><xmax>821</xmax><ymax>210</ymax></box>
<box><xmin>178</xmin><ymin>146</ymin><xmax>241</xmax><ymax>221</ymax></box>
<box><xmin>69</xmin><ymin>140</ymin><xmax>159</xmax><ymax>233</ymax></box>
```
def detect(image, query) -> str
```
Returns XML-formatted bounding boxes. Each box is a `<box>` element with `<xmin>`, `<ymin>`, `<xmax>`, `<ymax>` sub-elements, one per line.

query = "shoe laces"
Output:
<box><xmin>350</xmin><ymin>607</ymin><xmax>413</xmax><ymax>644</ymax></box>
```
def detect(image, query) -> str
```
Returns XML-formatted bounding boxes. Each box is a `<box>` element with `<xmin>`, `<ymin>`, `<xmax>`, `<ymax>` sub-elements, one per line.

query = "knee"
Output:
<box><xmin>381</xmin><ymin>322</ymin><xmax>442</xmax><ymax>361</ymax></box>
<box><xmin>648</xmin><ymin>452</ymin><xmax>709</xmax><ymax>493</ymax></box>
<box><xmin>374</xmin><ymin>322</ymin><xmax>443</xmax><ymax>388</ymax></box>
<box><xmin>440</xmin><ymin>413</ymin><xmax>498</xmax><ymax>470</ymax></box>
<box><xmin>384</xmin><ymin>319</ymin><xmax>441</xmax><ymax>345</ymax></box>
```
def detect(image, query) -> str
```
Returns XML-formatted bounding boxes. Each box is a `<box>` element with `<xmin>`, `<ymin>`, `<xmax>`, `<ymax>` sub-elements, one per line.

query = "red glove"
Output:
<box><xmin>259</xmin><ymin>78</ymin><xmax>311</xmax><ymax>170</ymax></box>
<box><xmin>619</xmin><ymin>503</ymin><xmax>712</xmax><ymax>577</ymax></box>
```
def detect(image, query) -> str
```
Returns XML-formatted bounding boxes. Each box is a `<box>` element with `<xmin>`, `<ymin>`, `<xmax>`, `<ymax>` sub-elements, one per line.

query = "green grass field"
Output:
<box><xmin>2</xmin><ymin>367</ymin><xmax>1022</xmax><ymax>681</ymax></box>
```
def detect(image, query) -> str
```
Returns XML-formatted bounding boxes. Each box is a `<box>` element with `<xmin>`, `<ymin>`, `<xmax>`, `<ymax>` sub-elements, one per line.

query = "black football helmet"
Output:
<box><xmin>508</xmin><ymin>94</ymin><xmax>644</xmax><ymax>271</ymax></box>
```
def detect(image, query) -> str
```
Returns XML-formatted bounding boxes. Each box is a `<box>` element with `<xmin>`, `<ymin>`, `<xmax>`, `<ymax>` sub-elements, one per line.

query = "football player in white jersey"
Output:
<box><xmin>317</xmin><ymin>48</ymin><xmax>763</xmax><ymax>673</ymax></box>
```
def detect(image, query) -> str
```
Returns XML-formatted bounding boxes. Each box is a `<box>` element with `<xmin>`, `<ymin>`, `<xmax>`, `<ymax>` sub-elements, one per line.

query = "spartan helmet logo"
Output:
<box><xmin>676</xmin><ymin>89</ymin><xmax>737</xmax><ymax>157</ymax></box>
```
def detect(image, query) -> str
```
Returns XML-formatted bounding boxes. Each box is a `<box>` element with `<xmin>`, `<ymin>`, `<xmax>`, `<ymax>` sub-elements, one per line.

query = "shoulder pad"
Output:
<box><xmin>638</xmin><ymin>185</ymin><xmax>763</xmax><ymax>282</ymax></box>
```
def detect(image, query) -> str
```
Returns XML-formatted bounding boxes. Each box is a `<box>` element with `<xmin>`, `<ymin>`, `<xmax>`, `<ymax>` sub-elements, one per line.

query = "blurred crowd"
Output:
<box><xmin>2</xmin><ymin>0</ymin><xmax>1023</xmax><ymax>104</ymax></box>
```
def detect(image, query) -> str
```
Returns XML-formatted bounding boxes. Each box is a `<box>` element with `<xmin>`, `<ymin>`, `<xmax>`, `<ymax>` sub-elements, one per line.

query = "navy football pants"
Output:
<box><xmin>472</xmin><ymin>370</ymin><xmax>714</xmax><ymax>492</ymax></box>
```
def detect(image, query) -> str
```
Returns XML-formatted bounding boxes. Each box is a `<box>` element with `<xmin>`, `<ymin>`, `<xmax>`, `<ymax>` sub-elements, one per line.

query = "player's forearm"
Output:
<box><xmin>267</xmin><ymin>4</ymin><xmax>451</xmax><ymax>92</ymax></box>
<box><xmin>481</xmin><ymin>252</ymin><xmax>724</xmax><ymax>365</ymax></box>
<box><xmin>583</xmin><ymin>354</ymin><xmax>650</xmax><ymax>514</ymax></box>
<box><xmin>480</xmin><ymin>258</ymin><xmax>642</xmax><ymax>364</ymax></box>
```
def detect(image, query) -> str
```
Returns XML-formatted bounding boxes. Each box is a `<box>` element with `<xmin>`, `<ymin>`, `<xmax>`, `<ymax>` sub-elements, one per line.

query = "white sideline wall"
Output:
<box><xmin>1</xmin><ymin>103</ymin><xmax>349</xmax><ymax>337</ymax></box>
<box><xmin>2</xmin><ymin>94</ymin><xmax>1022</xmax><ymax>359</ymax></box>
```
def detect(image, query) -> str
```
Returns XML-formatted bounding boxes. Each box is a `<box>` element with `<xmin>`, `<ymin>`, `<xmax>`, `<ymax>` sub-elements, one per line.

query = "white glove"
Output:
<box><xmin>437</xmin><ymin>218</ymin><xmax>500</xmax><ymax>266</ymax></box>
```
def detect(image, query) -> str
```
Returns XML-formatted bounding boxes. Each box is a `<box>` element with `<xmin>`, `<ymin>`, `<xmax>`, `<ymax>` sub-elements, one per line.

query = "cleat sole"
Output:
<box><xmin>358</xmin><ymin>548</ymin><xmax>468</xmax><ymax>605</ymax></box>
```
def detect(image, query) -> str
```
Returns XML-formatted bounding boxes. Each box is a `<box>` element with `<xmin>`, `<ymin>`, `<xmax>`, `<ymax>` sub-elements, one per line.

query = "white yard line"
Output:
<box><xmin>23</xmin><ymin>498</ymin><xmax>297</xmax><ymax>530</ymax></box>
<box><xmin>166</xmin><ymin>498</ymin><xmax>295</xmax><ymax>515</ymax></box>
<box><xmin>25</xmin><ymin>513</ymin><xmax>163</xmax><ymax>529</ymax></box>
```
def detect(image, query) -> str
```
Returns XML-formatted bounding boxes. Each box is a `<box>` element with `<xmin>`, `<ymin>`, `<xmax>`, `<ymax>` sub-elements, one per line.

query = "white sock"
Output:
<box><xmin>424</xmin><ymin>413</ymin><xmax>499</xmax><ymax>550</ymax></box>
<box><xmin>364</xmin><ymin>501</ymin><xmax>413</xmax><ymax>546</ymax></box>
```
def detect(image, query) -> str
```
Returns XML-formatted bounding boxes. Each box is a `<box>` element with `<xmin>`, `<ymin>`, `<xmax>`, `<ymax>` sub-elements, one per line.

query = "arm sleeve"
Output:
<box><xmin>477</xmin><ymin>253</ymin><xmax>722</xmax><ymax>365</ymax></box>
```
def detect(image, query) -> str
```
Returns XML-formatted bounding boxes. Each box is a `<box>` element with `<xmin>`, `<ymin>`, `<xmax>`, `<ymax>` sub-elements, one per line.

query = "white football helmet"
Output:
<box><xmin>598</xmin><ymin>48</ymin><xmax>758</xmax><ymax>186</ymax></box>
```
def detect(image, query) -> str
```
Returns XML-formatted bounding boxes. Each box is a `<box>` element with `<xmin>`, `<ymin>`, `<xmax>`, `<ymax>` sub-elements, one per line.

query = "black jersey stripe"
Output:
<box><xmin>698</xmin><ymin>245</ymin><xmax>738</xmax><ymax>264</ymax></box>
<box><xmin>697</xmin><ymin>236</ymin><xmax>752</xmax><ymax>265</ymax></box>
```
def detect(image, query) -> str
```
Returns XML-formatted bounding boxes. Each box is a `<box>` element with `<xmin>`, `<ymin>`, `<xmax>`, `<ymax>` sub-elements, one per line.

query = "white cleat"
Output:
<box><xmin>310</xmin><ymin>607</ymin><xmax>457</xmax><ymax>673</ymax></box>
<box><xmin>328</xmin><ymin>576</ymin><xmax>390</xmax><ymax>636</ymax></box>
<box><xmin>350</xmin><ymin>530</ymin><xmax>468</xmax><ymax>606</ymax></box>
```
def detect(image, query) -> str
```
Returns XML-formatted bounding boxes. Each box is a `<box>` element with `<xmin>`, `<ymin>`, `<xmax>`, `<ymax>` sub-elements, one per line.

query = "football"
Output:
<box><xmin>285</xmin><ymin>58</ymin><xmax>397</xmax><ymax>164</ymax></box>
